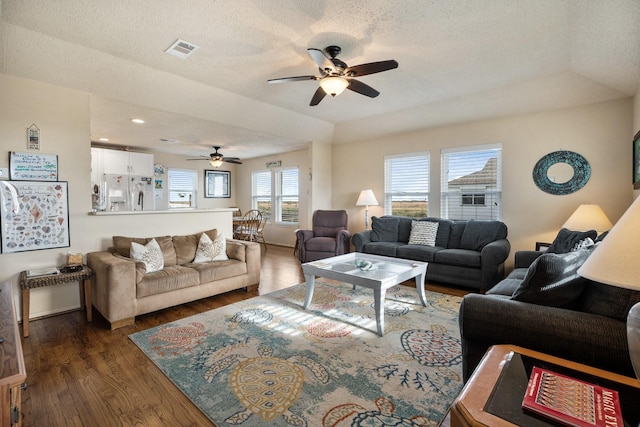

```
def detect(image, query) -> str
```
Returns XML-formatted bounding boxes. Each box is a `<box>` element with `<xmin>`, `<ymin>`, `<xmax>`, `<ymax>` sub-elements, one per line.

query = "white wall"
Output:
<box><xmin>333</xmin><ymin>98</ymin><xmax>635</xmax><ymax>269</ymax></box>
<box><xmin>1</xmin><ymin>72</ymin><xmax>637</xmax><ymax>320</ymax></box>
<box><xmin>151</xmin><ymin>151</ymin><xmax>238</xmax><ymax>210</ymax></box>
<box><xmin>0</xmin><ymin>74</ymin><xmax>236</xmax><ymax>320</ymax></box>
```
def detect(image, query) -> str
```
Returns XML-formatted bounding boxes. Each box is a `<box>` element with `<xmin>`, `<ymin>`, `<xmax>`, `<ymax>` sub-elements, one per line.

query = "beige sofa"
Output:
<box><xmin>86</xmin><ymin>229</ymin><xmax>260</xmax><ymax>329</ymax></box>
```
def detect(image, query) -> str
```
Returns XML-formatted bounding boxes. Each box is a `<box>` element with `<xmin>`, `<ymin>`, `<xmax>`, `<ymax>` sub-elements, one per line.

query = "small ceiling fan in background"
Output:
<box><xmin>268</xmin><ymin>45</ymin><xmax>398</xmax><ymax>106</ymax></box>
<box><xmin>187</xmin><ymin>146</ymin><xmax>242</xmax><ymax>167</ymax></box>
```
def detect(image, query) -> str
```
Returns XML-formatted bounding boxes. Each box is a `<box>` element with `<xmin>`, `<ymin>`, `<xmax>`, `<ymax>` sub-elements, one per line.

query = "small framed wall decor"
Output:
<box><xmin>205</xmin><ymin>170</ymin><xmax>230</xmax><ymax>198</ymax></box>
<box><xmin>27</xmin><ymin>123</ymin><xmax>40</xmax><ymax>150</ymax></box>
<box><xmin>633</xmin><ymin>129</ymin><xmax>640</xmax><ymax>189</ymax></box>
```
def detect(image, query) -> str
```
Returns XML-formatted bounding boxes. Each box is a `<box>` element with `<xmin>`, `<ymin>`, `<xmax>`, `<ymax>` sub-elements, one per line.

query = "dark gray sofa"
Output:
<box><xmin>351</xmin><ymin>216</ymin><xmax>510</xmax><ymax>291</ymax></box>
<box><xmin>459</xmin><ymin>246</ymin><xmax>640</xmax><ymax>382</ymax></box>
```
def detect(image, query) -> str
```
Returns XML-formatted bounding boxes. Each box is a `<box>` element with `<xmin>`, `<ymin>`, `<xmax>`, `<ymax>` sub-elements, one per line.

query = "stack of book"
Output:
<box><xmin>25</xmin><ymin>267</ymin><xmax>60</xmax><ymax>278</ymax></box>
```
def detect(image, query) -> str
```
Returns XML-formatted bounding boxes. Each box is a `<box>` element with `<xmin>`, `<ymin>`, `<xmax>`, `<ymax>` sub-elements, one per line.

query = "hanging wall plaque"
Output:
<box><xmin>27</xmin><ymin>123</ymin><xmax>40</xmax><ymax>150</ymax></box>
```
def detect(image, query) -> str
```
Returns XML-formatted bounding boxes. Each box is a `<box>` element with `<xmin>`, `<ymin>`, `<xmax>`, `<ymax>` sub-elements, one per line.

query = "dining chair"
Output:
<box><xmin>254</xmin><ymin>213</ymin><xmax>268</xmax><ymax>252</ymax></box>
<box><xmin>234</xmin><ymin>210</ymin><xmax>262</xmax><ymax>242</ymax></box>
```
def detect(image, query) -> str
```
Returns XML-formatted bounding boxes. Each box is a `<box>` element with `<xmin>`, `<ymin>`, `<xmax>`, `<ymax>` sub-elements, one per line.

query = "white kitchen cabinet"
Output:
<box><xmin>128</xmin><ymin>151</ymin><xmax>154</xmax><ymax>176</ymax></box>
<box><xmin>93</xmin><ymin>147</ymin><xmax>154</xmax><ymax>177</ymax></box>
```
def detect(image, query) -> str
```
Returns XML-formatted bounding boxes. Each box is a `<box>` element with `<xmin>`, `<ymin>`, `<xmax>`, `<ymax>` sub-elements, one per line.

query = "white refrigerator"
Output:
<box><xmin>103</xmin><ymin>174</ymin><xmax>155</xmax><ymax>211</ymax></box>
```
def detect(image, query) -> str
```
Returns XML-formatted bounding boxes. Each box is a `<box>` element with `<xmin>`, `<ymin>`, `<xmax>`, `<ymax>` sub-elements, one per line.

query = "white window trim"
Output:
<box><xmin>275</xmin><ymin>166</ymin><xmax>299</xmax><ymax>225</ymax></box>
<box><xmin>168</xmin><ymin>168</ymin><xmax>197</xmax><ymax>209</ymax></box>
<box><xmin>384</xmin><ymin>151</ymin><xmax>430</xmax><ymax>217</ymax></box>
<box><xmin>440</xmin><ymin>143</ymin><xmax>502</xmax><ymax>220</ymax></box>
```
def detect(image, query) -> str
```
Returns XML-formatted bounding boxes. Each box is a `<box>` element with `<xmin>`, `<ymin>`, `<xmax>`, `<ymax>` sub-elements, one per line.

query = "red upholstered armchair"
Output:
<box><xmin>296</xmin><ymin>210</ymin><xmax>351</xmax><ymax>263</ymax></box>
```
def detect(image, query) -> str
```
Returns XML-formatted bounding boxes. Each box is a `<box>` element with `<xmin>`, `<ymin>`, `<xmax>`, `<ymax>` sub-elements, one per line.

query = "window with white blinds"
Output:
<box><xmin>276</xmin><ymin>167</ymin><xmax>299</xmax><ymax>224</ymax></box>
<box><xmin>384</xmin><ymin>152</ymin><xmax>430</xmax><ymax>217</ymax></box>
<box><xmin>440</xmin><ymin>144</ymin><xmax>502</xmax><ymax>220</ymax></box>
<box><xmin>168</xmin><ymin>168</ymin><xmax>197</xmax><ymax>208</ymax></box>
<box><xmin>252</xmin><ymin>170</ymin><xmax>271</xmax><ymax>220</ymax></box>
<box><xmin>251</xmin><ymin>167</ymin><xmax>299</xmax><ymax>224</ymax></box>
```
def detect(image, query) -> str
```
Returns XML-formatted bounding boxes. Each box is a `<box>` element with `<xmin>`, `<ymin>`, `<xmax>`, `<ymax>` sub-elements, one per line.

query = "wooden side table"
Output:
<box><xmin>18</xmin><ymin>265</ymin><xmax>93</xmax><ymax>338</ymax></box>
<box><xmin>451</xmin><ymin>345</ymin><xmax>640</xmax><ymax>427</ymax></box>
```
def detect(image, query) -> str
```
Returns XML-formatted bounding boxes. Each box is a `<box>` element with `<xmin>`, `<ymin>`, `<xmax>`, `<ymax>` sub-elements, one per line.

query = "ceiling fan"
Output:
<box><xmin>268</xmin><ymin>45</ymin><xmax>398</xmax><ymax>106</ymax></box>
<box><xmin>187</xmin><ymin>146</ymin><xmax>242</xmax><ymax>167</ymax></box>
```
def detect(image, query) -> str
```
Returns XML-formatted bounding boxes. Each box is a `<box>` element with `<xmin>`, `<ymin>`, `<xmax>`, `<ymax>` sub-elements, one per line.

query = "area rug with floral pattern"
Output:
<box><xmin>129</xmin><ymin>280</ymin><xmax>463</xmax><ymax>426</ymax></box>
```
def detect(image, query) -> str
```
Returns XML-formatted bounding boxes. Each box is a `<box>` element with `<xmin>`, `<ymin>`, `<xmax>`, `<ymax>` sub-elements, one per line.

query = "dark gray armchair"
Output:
<box><xmin>295</xmin><ymin>210</ymin><xmax>351</xmax><ymax>263</ymax></box>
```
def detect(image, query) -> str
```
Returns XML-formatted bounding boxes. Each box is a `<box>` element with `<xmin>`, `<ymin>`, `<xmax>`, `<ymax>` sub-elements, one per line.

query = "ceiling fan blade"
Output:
<box><xmin>268</xmin><ymin>75</ymin><xmax>318</xmax><ymax>84</ymax></box>
<box><xmin>309</xmin><ymin>87</ymin><xmax>327</xmax><ymax>106</ymax></box>
<box><xmin>308</xmin><ymin>48</ymin><xmax>335</xmax><ymax>73</ymax></box>
<box><xmin>225</xmin><ymin>159</ymin><xmax>243</xmax><ymax>164</ymax></box>
<box><xmin>186</xmin><ymin>158</ymin><xmax>209</xmax><ymax>161</ymax></box>
<box><xmin>346</xmin><ymin>79</ymin><xmax>380</xmax><ymax>98</ymax></box>
<box><xmin>345</xmin><ymin>60</ymin><xmax>398</xmax><ymax>77</ymax></box>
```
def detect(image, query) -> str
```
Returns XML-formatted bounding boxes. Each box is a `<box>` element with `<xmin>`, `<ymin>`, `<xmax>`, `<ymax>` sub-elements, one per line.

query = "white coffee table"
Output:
<box><xmin>301</xmin><ymin>252</ymin><xmax>428</xmax><ymax>336</ymax></box>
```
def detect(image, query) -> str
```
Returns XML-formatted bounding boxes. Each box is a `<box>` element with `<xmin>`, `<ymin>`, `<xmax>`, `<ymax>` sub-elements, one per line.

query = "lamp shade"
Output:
<box><xmin>578</xmin><ymin>198</ymin><xmax>640</xmax><ymax>290</ymax></box>
<box><xmin>209</xmin><ymin>158</ymin><xmax>223</xmax><ymax>168</ymax></box>
<box><xmin>356</xmin><ymin>189</ymin><xmax>378</xmax><ymax>207</ymax></box>
<box><xmin>578</xmin><ymin>196</ymin><xmax>640</xmax><ymax>383</ymax></box>
<box><xmin>562</xmin><ymin>204</ymin><xmax>613</xmax><ymax>233</ymax></box>
<box><xmin>319</xmin><ymin>76</ymin><xmax>349</xmax><ymax>97</ymax></box>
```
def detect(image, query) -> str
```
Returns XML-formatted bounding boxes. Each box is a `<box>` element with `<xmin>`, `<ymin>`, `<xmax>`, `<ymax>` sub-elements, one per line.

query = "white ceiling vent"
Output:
<box><xmin>165</xmin><ymin>39</ymin><xmax>199</xmax><ymax>59</ymax></box>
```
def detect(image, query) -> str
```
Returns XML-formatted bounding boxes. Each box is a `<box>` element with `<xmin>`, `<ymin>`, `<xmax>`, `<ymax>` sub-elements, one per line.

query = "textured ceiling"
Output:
<box><xmin>1</xmin><ymin>0</ymin><xmax>639</xmax><ymax>160</ymax></box>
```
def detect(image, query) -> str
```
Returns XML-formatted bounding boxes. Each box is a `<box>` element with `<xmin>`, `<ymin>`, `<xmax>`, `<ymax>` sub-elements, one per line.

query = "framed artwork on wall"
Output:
<box><xmin>205</xmin><ymin>170</ymin><xmax>230</xmax><ymax>198</ymax></box>
<box><xmin>0</xmin><ymin>181</ymin><xmax>70</xmax><ymax>253</ymax></box>
<box><xmin>9</xmin><ymin>151</ymin><xmax>58</xmax><ymax>181</ymax></box>
<box><xmin>633</xmin><ymin>129</ymin><xmax>640</xmax><ymax>189</ymax></box>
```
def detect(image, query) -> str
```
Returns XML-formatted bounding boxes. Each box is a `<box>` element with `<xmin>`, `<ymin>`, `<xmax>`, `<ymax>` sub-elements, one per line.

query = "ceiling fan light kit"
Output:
<box><xmin>187</xmin><ymin>146</ymin><xmax>242</xmax><ymax>166</ymax></box>
<box><xmin>209</xmin><ymin>157</ymin><xmax>224</xmax><ymax>168</ymax></box>
<box><xmin>268</xmin><ymin>45</ymin><xmax>398</xmax><ymax>106</ymax></box>
<box><xmin>319</xmin><ymin>76</ymin><xmax>349</xmax><ymax>96</ymax></box>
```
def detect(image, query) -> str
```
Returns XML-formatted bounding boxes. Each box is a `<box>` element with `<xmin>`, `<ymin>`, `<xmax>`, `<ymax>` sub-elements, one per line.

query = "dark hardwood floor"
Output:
<box><xmin>19</xmin><ymin>245</ymin><xmax>466</xmax><ymax>426</ymax></box>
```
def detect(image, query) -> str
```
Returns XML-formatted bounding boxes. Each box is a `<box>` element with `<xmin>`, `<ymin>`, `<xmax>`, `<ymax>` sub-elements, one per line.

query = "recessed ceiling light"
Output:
<box><xmin>98</xmin><ymin>137</ymin><xmax>109</xmax><ymax>142</ymax></box>
<box><xmin>131</xmin><ymin>118</ymin><xmax>145</xmax><ymax>124</ymax></box>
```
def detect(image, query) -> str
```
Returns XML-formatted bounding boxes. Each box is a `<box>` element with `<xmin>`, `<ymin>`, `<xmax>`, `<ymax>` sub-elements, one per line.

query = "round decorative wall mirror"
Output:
<box><xmin>532</xmin><ymin>150</ymin><xmax>590</xmax><ymax>195</ymax></box>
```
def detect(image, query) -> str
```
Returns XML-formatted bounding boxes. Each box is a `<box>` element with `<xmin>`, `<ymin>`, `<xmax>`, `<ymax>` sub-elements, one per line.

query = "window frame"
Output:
<box><xmin>440</xmin><ymin>143</ymin><xmax>502</xmax><ymax>221</ymax></box>
<box><xmin>383</xmin><ymin>152</ymin><xmax>430</xmax><ymax>218</ymax></box>
<box><xmin>167</xmin><ymin>168</ymin><xmax>198</xmax><ymax>209</ymax></box>
<box><xmin>274</xmin><ymin>166</ymin><xmax>299</xmax><ymax>225</ymax></box>
<box><xmin>251</xmin><ymin>169</ymin><xmax>272</xmax><ymax>221</ymax></box>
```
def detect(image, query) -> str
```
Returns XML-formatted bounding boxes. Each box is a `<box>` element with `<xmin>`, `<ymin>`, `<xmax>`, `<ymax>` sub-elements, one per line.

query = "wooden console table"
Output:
<box><xmin>451</xmin><ymin>345</ymin><xmax>640</xmax><ymax>426</ymax></box>
<box><xmin>0</xmin><ymin>282</ymin><xmax>27</xmax><ymax>426</ymax></box>
<box><xmin>18</xmin><ymin>266</ymin><xmax>93</xmax><ymax>338</ymax></box>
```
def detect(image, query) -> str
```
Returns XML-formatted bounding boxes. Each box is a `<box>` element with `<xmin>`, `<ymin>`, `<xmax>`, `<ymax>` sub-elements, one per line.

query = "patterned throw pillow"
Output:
<box><xmin>408</xmin><ymin>220</ymin><xmax>439</xmax><ymax>246</ymax></box>
<box><xmin>130</xmin><ymin>238</ymin><xmax>164</xmax><ymax>273</ymax></box>
<box><xmin>194</xmin><ymin>232</ymin><xmax>228</xmax><ymax>262</ymax></box>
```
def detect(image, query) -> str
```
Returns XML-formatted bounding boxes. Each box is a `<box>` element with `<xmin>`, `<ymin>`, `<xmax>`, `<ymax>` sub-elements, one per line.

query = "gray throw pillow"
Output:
<box><xmin>546</xmin><ymin>228</ymin><xmax>597</xmax><ymax>254</ymax></box>
<box><xmin>578</xmin><ymin>281</ymin><xmax>640</xmax><ymax>321</ymax></box>
<box><xmin>511</xmin><ymin>248</ymin><xmax>593</xmax><ymax>307</ymax></box>
<box><xmin>370</xmin><ymin>216</ymin><xmax>400</xmax><ymax>242</ymax></box>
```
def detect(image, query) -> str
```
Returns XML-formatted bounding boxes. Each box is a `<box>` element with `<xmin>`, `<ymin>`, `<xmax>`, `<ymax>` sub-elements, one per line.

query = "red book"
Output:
<box><xmin>522</xmin><ymin>366</ymin><xmax>624</xmax><ymax>427</ymax></box>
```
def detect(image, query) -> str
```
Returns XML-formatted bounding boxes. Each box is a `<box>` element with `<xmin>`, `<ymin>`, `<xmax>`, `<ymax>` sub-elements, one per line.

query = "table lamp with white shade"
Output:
<box><xmin>356</xmin><ymin>189</ymin><xmax>378</xmax><ymax>230</ymax></box>
<box><xmin>578</xmin><ymin>196</ymin><xmax>640</xmax><ymax>383</ymax></box>
<box><xmin>562</xmin><ymin>204</ymin><xmax>613</xmax><ymax>233</ymax></box>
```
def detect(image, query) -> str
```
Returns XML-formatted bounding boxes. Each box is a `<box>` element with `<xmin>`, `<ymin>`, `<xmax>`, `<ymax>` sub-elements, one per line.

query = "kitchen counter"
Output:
<box><xmin>88</xmin><ymin>208</ymin><xmax>238</xmax><ymax>216</ymax></box>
